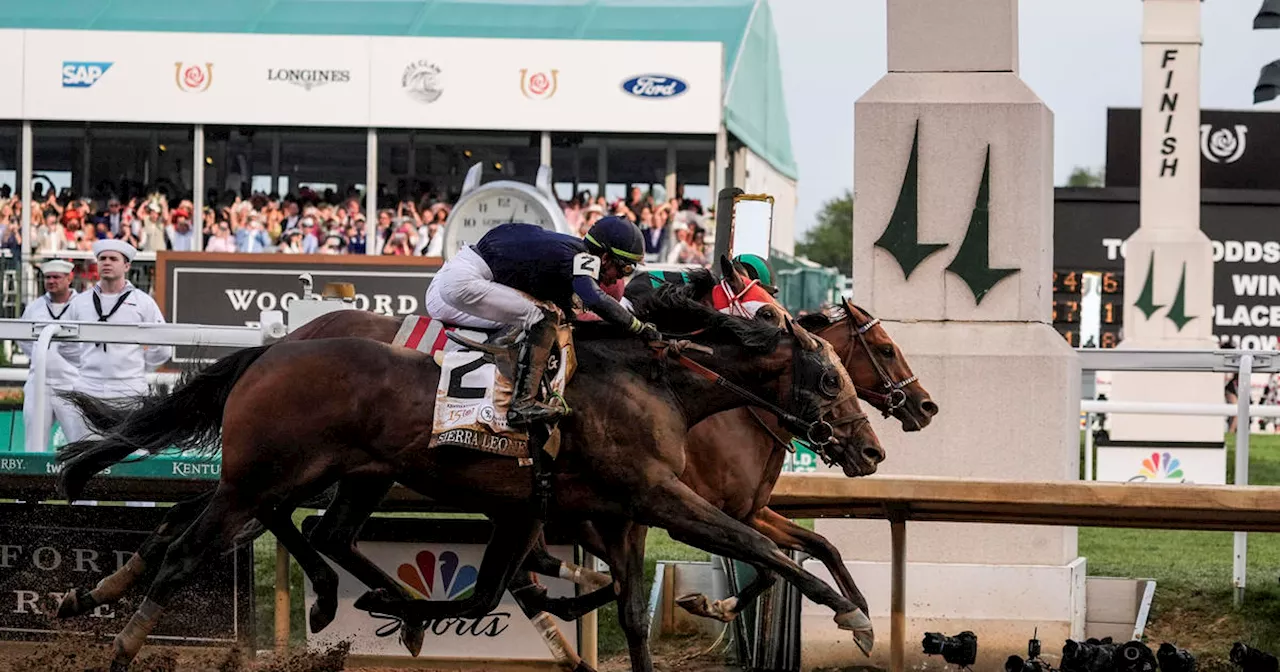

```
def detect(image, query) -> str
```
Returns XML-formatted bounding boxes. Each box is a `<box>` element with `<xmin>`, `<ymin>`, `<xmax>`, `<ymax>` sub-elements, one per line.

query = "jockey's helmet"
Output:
<box><xmin>585</xmin><ymin>216</ymin><xmax>645</xmax><ymax>264</ymax></box>
<box><xmin>733</xmin><ymin>253</ymin><xmax>779</xmax><ymax>295</ymax></box>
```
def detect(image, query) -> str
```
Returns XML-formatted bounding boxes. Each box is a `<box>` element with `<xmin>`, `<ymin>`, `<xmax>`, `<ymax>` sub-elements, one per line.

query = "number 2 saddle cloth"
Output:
<box><xmin>392</xmin><ymin>311</ymin><xmax>576</xmax><ymax>465</ymax></box>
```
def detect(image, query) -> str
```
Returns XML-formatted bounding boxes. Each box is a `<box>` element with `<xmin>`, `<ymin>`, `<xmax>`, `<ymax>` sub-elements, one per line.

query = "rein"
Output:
<box><xmin>844</xmin><ymin>312</ymin><xmax>916</xmax><ymax>418</ymax></box>
<box><xmin>652</xmin><ymin>342</ymin><xmax>839</xmax><ymax>447</ymax></box>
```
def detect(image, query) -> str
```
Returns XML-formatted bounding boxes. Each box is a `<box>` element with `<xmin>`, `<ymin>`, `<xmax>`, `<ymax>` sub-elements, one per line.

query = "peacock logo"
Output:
<box><xmin>1138</xmin><ymin>452</ymin><xmax>1184</xmax><ymax>481</ymax></box>
<box><xmin>397</xmin><ymin>550</ymin><xmax>478</xmax><ymax>601</ymax></box>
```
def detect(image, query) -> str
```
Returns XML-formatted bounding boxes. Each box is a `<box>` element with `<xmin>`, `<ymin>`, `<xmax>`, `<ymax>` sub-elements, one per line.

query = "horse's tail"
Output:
<box><xmin>55</xmin><ymin>344</ymin><xmax>273</xmax><ymax>502</ymax></box>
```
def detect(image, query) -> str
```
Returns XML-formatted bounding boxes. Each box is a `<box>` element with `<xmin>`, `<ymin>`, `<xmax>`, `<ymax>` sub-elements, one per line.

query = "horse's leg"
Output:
<box><xmin>598</xmin><ymin>522</ymin><xmax>654</xmax><ymax>672</ymax></box>
<box><xmin>524</xmin><ymin>534</ymin><xmax>612</xmax><ymax>592</ymax></box>
<box><xmin>676</xmin><ymin>506</ymin><xmax>865</xmax><ymax>624</ymax></box>
<box><xmin>307</xmin><ymin>474</ymin><xmax>428</xmax><ymax>655</ymax></box>
<box><xmin>676</xmin><ymin>565</ymin><xmax>777</xmax><ymax>624</ymax></box>
<box><xmin>110</xmin><ymin>483</ymin><xmax>256</xmax><ymax>671</ymax></box>
<box><xmin>257</xmin><ymin>506</ymin><xmax>341</xmax><ymax>635</ymax></box>
<box><xmin>749</xmin><ymin>506</ymin><xmax>866</xmax><ymax>607</ymax></box>
<box><xmin>639</xmin><ymin>479</ymin><xmax>874</xmax><ymax>655</ymax></box>
<box><xmin>365</xmin><ymin>514</ymin><xmax>543</xmax><ymax>622</ymax></box>
<box><xmin>57</xmin><ymin>490</ymin><xmax>214</xmax><ymax>618</ymax></box>
<box><xmin>509</xmin><ymin>571</ymin><xmax>595</xmax><ymax>672</ymax></box>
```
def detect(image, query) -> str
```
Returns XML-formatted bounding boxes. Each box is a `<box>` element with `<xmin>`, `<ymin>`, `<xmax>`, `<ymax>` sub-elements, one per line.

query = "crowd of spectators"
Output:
<box><xmin>0</xmin><ymin>180</ymin><xmax>713</xmax><ymax>266</ymax></box>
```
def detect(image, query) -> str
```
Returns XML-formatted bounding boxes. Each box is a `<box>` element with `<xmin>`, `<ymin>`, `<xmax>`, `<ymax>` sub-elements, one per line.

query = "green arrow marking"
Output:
<box><xmin>1165</xmin><ymin>262</ymin><xmax>1196</xmax><ymax>331</ymax></box>
<box><xmin>1134</xmin><ymin>251</ymin><xmax>1163</xmax><ymax>319</ymax></box>
<box><xmin>945</xmin><ymin>146</ymin><xmax>1019</xmax><ymax>305</ymax></box>
<box><xmin>874</xmin><ymin>120</ymin><xmax>948</xmax><ymax>279</ymax></box>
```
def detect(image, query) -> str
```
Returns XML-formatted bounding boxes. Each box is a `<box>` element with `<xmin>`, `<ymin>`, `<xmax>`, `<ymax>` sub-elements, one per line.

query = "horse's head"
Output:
<box><xmin>713</xmin><ymin>254</ymin><xmax>787</xmax><ymax>328</ymax></box>
<box><xmin>776</xmin><ymin>317</ymin><xmax>885</xmax><ymax>477</ymax></box>
<box><xmin>798</xmin><ymin>299</ymin><xmax>937</xmax><ymax>431</ymax></box>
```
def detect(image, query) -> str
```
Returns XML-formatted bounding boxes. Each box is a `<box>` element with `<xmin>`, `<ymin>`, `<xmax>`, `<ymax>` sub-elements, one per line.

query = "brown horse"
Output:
<box><xmin>57</xmin><ymin>262</ymin><xmax>932</xmax><ymax>669</ymax></box>
<box><xmin>57</xmin><ymin>286</ymin><xmax>883</xmax><ymax>671</ymax></box>
<box><xmin>57</xmin><ymin>292</ymin><xmax>930</xmax><ymax>671</ymax></box>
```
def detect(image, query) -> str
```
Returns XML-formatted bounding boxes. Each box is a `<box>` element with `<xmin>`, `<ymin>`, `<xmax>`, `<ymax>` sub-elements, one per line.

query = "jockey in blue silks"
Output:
<box><xmin>425</xmin><ymin>216</ymin><xmax>656</xmax><ymax>426</ymax></box>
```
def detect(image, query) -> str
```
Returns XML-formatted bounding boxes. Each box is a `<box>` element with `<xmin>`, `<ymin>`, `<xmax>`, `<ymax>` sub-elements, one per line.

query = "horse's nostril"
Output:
<box><xmin>863</xmin><ymin>445</ymin><xmax>885</xmax><ymax>464</ymax></box>
<box><xmin>920</xmin><ymin>399</ymin><xmax>939</xmax><ymax>416</ymax></box>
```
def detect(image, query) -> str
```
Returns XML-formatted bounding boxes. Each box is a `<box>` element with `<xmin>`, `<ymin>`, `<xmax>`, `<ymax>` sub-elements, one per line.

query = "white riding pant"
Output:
<box><xmin>425</xmin><ymin>245</ymin><xmax>545</xmax><ymax>331</ymax></box>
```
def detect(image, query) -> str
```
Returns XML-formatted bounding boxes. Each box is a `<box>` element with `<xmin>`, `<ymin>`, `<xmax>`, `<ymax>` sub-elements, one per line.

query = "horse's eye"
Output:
<box><xmin>879</xmin><ymin>345</ymin><xmax>895</xmax><ymax>359</ymax></box>
<box><xmin>819</xmin><ymin>371</ymin><xmax>841</xmax><ymax>398</ymax></box>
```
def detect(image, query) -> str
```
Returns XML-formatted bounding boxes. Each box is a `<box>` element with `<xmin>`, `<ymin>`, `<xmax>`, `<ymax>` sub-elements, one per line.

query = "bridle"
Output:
<box><xmin>841</xmin><ymin>304</ymin><xmax>917</xmax><ymax>418</ymax></box>
<box><xmin>651</xmin><ymin>340</ymin><xmax>866</xmax><ymax>450</ymax></box>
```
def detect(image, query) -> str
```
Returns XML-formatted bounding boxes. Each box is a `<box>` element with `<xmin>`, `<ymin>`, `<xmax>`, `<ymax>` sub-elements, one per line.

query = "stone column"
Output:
<box><xmin>803</xmin><ymin>1</ymin><xmax>1084</xmax><ymax>669</ymax></box>
<box><xmin>1104</xmin><ymin>0</ymin><xmax>1223</xmax><ymax>483</ymax></box>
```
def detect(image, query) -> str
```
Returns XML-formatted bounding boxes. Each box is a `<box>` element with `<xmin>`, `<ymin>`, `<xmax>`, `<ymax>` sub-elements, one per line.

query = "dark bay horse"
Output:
<box><xmin>57</xmin><ymin>293</ymin><xmax>931</xmax><ymax>671</ymax></box>
<box><xmin>57</xmin><ymin>288</ymin><xmax>883</xmax><ymax>671</ymax></box>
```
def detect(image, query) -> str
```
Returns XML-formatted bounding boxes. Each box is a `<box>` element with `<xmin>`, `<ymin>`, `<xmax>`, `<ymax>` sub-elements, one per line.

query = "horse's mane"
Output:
<box><xmin>797</xmin><ymin>302</ymin><xmax>871</xmax><ymax>331</ymax></box>
<box><xmin>575</xmin><ymin>282</ymin><xmax>781</xmax><ymax>353</ymax></box>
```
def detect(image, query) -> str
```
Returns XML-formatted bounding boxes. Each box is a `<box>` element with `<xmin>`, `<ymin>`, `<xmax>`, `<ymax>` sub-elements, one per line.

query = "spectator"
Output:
<box><xmin>205</xmin><ymin>223</ymin><xmax>236</xmax><ymax>252</ymax></box>
<box><xmin>236</xmin><ymin>216</ymin><xmax>272</xmax><ymax>253</ymax></box>
<box><xmin>57</xmin><ymin>240</ymin><xmax>171</xmax><ymax>438</ymax></box>
<box><xmin>17</xmin><ymin>259</ymin><xmax>85</xmax><ymax>446</ymax></box>
<box><xmin>167</xmin><ymin>212</ymin><xmax>199</xmax><ymax>251</ymax></box>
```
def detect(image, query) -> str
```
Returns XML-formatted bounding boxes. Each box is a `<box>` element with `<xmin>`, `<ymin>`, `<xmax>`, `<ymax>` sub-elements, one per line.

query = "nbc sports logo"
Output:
<box><xmin>1135</xmin><ymin>451</ymin><xmax>1184</xmax><ymax>482</ymax></box>
<box><xmin>397</xmin><ymin>550</ymin><xmax>478</xmax><ymax>601</ymax></box>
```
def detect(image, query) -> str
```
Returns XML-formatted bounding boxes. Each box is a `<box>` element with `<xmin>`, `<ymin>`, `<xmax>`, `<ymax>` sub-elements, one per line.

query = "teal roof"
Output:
<box><xmin>1</xmin><ymin>0</ymin><xmax>797</xmax><ymax>180</ymax></box>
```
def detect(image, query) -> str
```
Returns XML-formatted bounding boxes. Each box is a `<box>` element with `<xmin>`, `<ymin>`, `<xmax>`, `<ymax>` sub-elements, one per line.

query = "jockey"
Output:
<box><xmin>732</xmin><ymin>253</ymin><xmax>780</xmax><ymax>296</ymax></box>
<box><xmin>424</xmin><ymin>216</ymin><xmax>656</xmax><ymax>426</ymax></box>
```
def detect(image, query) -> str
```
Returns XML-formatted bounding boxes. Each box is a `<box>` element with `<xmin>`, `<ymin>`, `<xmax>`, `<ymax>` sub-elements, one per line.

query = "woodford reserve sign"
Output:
<box><xmin>155</xmin><ymin>252</ymin><xmax>441</xmax><ymax>361</ymax></box>
<box><xmin>0</xmin><ymin>503</ymin><xmax>252</xmax><ymax>645</ymax></box>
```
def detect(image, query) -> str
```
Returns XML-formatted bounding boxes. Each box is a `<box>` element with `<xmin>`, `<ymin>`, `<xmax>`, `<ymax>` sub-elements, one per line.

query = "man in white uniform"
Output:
<box><xmin>17</xmin><ymin>259</ymin><xmax>86</xmax><ymax>450</ymax></box>
<box><xmin>59</xmin><ymin>239</ymin><xmax>172</xmax><ymax>442</ymax></box>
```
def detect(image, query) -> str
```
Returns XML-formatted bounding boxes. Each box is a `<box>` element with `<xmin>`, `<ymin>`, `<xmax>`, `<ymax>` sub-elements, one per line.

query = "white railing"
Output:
<box><xmin>1076</xmin><ymin>347</ymin><xmax>1278</xmax><ymax>605</ymax></box>
<box><xmin>8</xmin><ymin>316</ymin><xmax>284</xmax><ymax>454</ymax></box>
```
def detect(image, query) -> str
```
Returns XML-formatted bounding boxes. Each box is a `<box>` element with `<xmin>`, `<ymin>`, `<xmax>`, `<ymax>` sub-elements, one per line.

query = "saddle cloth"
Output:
<box><xmin>394</xmin><ymin>315</ymin><xmax>575</xmax><ymax>464</ymax></box>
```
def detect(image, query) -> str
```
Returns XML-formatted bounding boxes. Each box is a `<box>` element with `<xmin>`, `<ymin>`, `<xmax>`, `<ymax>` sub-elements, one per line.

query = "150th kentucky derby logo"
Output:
<box><xmin>520</xmin><ymin>68</ymin><xmax>559</xmax><ymax>100</ymax></box>
<box><xmin>1200</xmin><ymin>123</ymin><xmax>1248</xmax><ymax>164</ymax></box>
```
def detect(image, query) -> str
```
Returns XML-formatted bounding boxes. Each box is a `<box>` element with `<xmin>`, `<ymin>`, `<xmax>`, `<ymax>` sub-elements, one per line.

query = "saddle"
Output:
<box><xmin>393</xmin><ymin>313</ymin><xmax>576</xmax><ymax>465</ymax></box>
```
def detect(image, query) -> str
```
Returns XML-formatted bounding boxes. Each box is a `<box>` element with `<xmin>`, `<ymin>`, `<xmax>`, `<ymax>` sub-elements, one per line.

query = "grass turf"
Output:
<box><xmin>250</xmin><ymin>434</ymin><xmax>1280</xmax><ymax>663</ymax></box>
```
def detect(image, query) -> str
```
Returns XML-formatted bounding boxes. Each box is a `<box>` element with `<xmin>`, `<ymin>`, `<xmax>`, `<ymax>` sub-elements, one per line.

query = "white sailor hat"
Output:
<box><xmin>39</xmin><ymin>259</ymin><xmax>73</xmax><ymax>275</ymax></box>
<box><xmin>92</xmin><ymin>238</ymin><xmax>138</xmax><ymax>262</ymax></box>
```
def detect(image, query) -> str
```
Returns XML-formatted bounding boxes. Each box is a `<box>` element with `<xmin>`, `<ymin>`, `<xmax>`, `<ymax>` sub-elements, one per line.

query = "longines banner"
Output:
<box><xmin>1055</xmin><ymin>189</ymin><xmax>1280</xmax><ymax>350</ymax></box>
<box><xmin>9</xmin><ymin>28</ymin><xmax>722</xmax><ymax>133</ymax></box>
<box><xmin>301</xmin><ymin>517</ymin><xmax>579</xmax><ymax>661</ymax></box>
<box><xmin>155</xmin><ymin>252</ymin><xmax>440</xmax><ymax>361</ymax></box>
<box><xmin>1106</xmin><ymin>107</ymin><xmax>1280</xmax><ymax>191</ymax></box>
<box><xmin>0</xmin><ymin>503</ymin><xmax>252</xmax><ymax>645</ymax></box>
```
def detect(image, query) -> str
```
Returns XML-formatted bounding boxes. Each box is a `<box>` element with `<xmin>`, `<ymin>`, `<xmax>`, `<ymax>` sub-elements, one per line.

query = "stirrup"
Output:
<box><xmin>508</xmin><ymin>399</ymin><xmax>565</xmax><ymax>426</ymax></box>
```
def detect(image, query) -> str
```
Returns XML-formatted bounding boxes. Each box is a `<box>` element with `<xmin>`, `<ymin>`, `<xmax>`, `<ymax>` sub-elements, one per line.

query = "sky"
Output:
<box><xmin>770</xmin><ymin>0</ymin><xmax>1280</xmax><ymax>236</ymax></box>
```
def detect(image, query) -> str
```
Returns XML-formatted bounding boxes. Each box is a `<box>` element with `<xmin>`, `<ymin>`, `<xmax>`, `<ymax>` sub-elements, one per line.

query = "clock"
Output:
<box><xmin>441</xmin><ymin>162</ymin><xmax>572</xmax><ymax>259</ymax></box>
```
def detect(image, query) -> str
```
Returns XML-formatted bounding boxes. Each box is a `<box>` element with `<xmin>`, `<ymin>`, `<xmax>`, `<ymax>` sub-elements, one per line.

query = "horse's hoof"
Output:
<box><xmin>401</xmin><ymin>621</ymin><xmax>425</xmax><ymax>657</ymax></box>
<box><xmin>834</xmin><ymin>609</ymin><xmax>874</xmax><ymax>656</ymax></box>
<box><xmin>354</xmin><ymin>588</ymin><xmax>400</xmax><ymax>615</ymax></box>
<box><xmin>675</xmin><ymin>593</ymin><xmax>711</xmax><ymax>617</ymax></box>
<box><xmin>309</xmin><ymin>600</ymin><xmax>336</xmax><ymax>634</ymax></box>
<box><xmin>56</xmin><ymin>588</ymin><xmax>94</xmax><ymax>619</ymax></box>
<box><xmin>675</xmin><ymin>593</ymin><xmax>737</xmax><ymax>623</ymax></box>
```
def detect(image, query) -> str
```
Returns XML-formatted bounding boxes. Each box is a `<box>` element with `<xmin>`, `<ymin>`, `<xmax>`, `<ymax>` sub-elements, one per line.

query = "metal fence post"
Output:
<box><xmin>1233</xmin><ymin>353</ymin><xmax>1253</xmax><ymax>606</ymax></box>
<box><xmin>28</xmin><ymin>323</ymin><xmax>60</xmax><ymax>453</ymax></box>
<box><xmin>1084</xmin><ymin>413</ymin><xmax>1095</xmax><ymax>481</ymax></box>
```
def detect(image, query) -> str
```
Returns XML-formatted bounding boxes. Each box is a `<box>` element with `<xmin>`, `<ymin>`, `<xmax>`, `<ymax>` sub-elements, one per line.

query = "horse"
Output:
<box><xmin>56</xmin><ymin>284</ymin><xmax>884</xmax><ymax>671</ymax></box>
<box><xmin>57</xmin><ymin>263</ymin><xmax>933</xmax><ymax>671</ymax></box>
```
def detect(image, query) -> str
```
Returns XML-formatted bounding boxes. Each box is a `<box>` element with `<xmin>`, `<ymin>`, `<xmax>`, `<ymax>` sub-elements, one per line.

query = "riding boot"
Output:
<box><xmin>507</xmin><ymin>318</ymin><xmax>564</xmax><ymax>427</ymax></box>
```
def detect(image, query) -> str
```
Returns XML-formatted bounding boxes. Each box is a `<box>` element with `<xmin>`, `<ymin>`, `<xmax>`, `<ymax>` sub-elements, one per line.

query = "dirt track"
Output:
<box><xmin>0</xmin><ymin>635</ymin><xmax>746</xmax><ymax>672</ymax></box>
